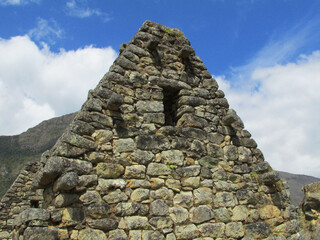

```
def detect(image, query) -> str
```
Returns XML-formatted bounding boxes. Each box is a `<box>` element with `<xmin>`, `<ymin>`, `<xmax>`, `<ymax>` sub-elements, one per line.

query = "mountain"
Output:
<box><xmin>0</xmin><ymin>113</ymin><xmax>76</xmax><ymax>197</ymax></box>
<box><xmin>0</xmin><ymin>112</ymin><xmax>319</xmax><ymax>206</ymax></box>
<box><xmin>278</xmin><ymin>171</ymin><xmax>320</xmax><ymax>206</ymax></box>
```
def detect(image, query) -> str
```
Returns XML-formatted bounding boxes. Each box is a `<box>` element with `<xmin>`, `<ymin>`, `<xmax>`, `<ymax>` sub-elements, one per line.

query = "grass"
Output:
<box><xmin>165</xmin><ymin>27</ymin><xmax>184</xmax><ymax>37</ymax></box>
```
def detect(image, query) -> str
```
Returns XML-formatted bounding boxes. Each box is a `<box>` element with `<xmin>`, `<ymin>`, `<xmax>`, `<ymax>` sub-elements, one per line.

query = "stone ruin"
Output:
<box><xmin>1</xmin><ymin>20</ymin><xmax>317</xmax><ymax>239</ymax></box>
<box><xmin>0</xmin><ymin>162</ymin><xmax>43</xmax><ymax>239</ymax></box>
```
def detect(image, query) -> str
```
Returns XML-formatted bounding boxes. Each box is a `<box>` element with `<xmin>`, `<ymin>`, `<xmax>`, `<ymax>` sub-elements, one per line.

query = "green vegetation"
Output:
<box><xmin>275</xmin><ymin>179</ymin><xmax>285</xmax><ymax>191</ymax></box>
<box><xmin>165</xmin><ymin>27</ymin><xmax>184</xmax><ymax>37</ymax></box>
<box><xmin>250</xmin><ymin>171</ymin><xmax>259</xmax><ymax>181</ymax></box>
<box><xmin>167</xmin><ymin>163</ymin><xmax>176</xmax><ymax>169</ymax></box>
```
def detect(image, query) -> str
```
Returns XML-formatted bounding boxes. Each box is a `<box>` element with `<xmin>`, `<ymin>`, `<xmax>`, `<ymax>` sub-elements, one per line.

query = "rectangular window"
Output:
<box><xmin>163</xmin><ymin>88</ymin><xmax>179</xmax><ymax>126</ymax></box>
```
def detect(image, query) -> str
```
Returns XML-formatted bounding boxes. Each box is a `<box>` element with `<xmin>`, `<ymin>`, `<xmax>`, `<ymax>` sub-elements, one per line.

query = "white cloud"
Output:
<box><xmin>0</xmin><ymin>35</ymin><xmax>117</xmax><ymax>135</ymax></box>
<box><xmin>66</xmin><ymin>0</ymin><xmax>111</xmax><ymax>22</ymax></box>
<box><xmin>28</xmin><ymin>18</ymin><xmax>63</xmax><ymax>45</ymax></box>
<box><xmin>228</xmin><ymin>16</ymin><xmax>320</xmax><ymax>89</ymax></box>
<box><xmin>216</xmin><ymin>51</ymin><xmax>320</xmax><ymax>177</ymax></box>
<box><xmin>0</xmin><ymin>0</ymin><xmax>40</xmax><ymax>5</ymax></box>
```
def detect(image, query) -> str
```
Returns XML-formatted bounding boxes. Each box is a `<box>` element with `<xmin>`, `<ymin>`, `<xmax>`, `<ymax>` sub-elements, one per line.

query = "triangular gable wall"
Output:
<box><xmin>11</xmin><ymin>21</ymin><xmax>299</xmax><ymax>240</ymax></box>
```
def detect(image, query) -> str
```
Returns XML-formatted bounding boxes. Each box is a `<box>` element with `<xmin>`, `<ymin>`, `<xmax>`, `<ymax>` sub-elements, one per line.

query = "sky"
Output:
<box><xmin>1</xmin><ymin>0</ymin><xmax>320</xmax><ymax>177</ymax></box>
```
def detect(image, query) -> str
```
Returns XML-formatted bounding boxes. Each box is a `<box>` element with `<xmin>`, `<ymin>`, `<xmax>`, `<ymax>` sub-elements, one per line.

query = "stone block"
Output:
<box><xmin>174</xmin><ymin>224</ymin><xmax>199</xmax><ymax>239</ymax></box>
<box><xmin>61</xmin><ymin>131</ymin><xmax>96</xmax><ymax>150</ymax></box>
<box><xmin>62</xmin><ymin>158</ymin><xmax>93</xmax><ymax>175</ymax></box>
<box><xmin>225</xmin><ymin>222</ymin><xmax>244</xmax><ymax>238</ymax></box>
<box><xmin>92</xmin><ymin>129</ymin><xmax>113</xmax><ymax>144</ymax></box>
<box><xmin>161</xmin><ymin>150</ymin><xmax>184</xmax><ymax>166</ymax></box>
<box><xmin>136</xmin><ymin>135</ymin><xmax>170</xmax><ymax>150</ymax></box>
<box><xmin>23</xmin><ymin>227</ymin><xmax>58</xmax><ymax>240</ymax></box>
<box><xmin>178</xmin><ymin>96</ymin><xmax>206</xmax><ymax>107</ymax></box>
<box><xmin>108</xmin><ymin>229</ymin><xmax>128</xmax><ymax>240</ymax></box>
<box><xmin>107</xmin><ymin>93</ymin><xmax>124</xmax><ymax>110</ymax></box>
<box><xmin>245</xmin><ymin>222</ymin><xmax>271</xmax><ymax>238</ymax></box>
<box><xmin>258</xmin><ymin>205</ymin><xmax>281</xmax><ymax>220</ymax></box>
<box><xmin>114</xmin><ymin>202</ymin><xmax>140</xmax><ymax>216</ymax></box>
<box><xmin>143</xmin><ymin>113</ymin><xmax>165</xmax><ymax>124</ymax></box>
<box><xmin>194</xmin><ymin>187</ymin><xmax>213</xmax><ymax>205</ymax></box>
<box><xmin>14</xmin><ymin>209</ymin><xmax>50</xmax><ymax>227</ymax></box>
<box><xmin>190</xmin><ymin>206</ymin><xmax>214</xmax><ymax>223</ymax></box>
<box><xmin>150</xmin><ymin>178</ymin><xmax>165</xmax><ymax>189</ymax></box>
<box><xmin>132</xmin><ymin>150</ymin><xmax>154</xmax><ymax>165</ymax></box>
<box><xmin>173</xmin><ymin>191</ymin><xmax>193</xmax><ymax>208</ymax></box>
<box><xmin>136</xmin><ymin>100</ymin><xmax>163</xmax><ymax>113</ymax></box>
<box><xmin>177</xmin><ymin>114</ymin><xmax>207</xmax><ymax>128</ymax></box>
<box><xmin>213</xmin><ymin>192</ymin><xmax>237</xmax><ymax>207</ymax></box>
<box><xmin>231</xmin><ymin>205</ymin><xmax>249</xmax><ymax>221</ymax></box>
<box><xmin>165</xmin><ymin>179</ymin><xmax>181</xmax><ymax>192</ymax></box>
<box><xmin>87</xmin><ymin>218</ymin><xmax>119</xmax><ymax>231</ymax></box>
<box><xmin>87</xmin><ymin>202</ymin><xmax>110</xmax><ymax>219</ymax></box>
<box><xmin>62</xmin><ymin>208</ymin><xmax>84</xmax><ymax>225</ymax></box>
<box><xmin>98</xmin><ymin>179</ymin><xmax>126</xmax><ymax>193</ymax></box>
<box><xmin>182</xmin><ymin>127</ymin><xmax>207</xmax><ymax>140</ymax></box>
<box><xmin>150</xmin><ymin>199</ymin><xmax>169</xmax><ymax>216</ymax></box>
<box><xmin>147</xmin><ymin>163</ymin><xmax>172</xmax><ymax>176</ymax></box>
<box><xmin>113</xmin><ymin>138</ymin><xmax>136</xmax><ymax>153</ymax></box>
<box><xmin>118</xmin><ymin>216</ymin><xmax>149</xmax><ymax>229</ymax></box>
<box><xmin>142</xmin><ymin>230</ymin><xmax>165</xmax><ymax>240</ymax></box>
<box><xmin>103</xmin><ymin>189</ymin><xmax>128</xmax><ymax>204</ymax></box>
<box><xmin>181</xmin><ymin>177</ymin><xmax>200</xmax><ymax>188</ymax></box>
<box><xmin>127</xmin><ymin>179</ymin><xmax>151</xmax><ymax>189</ymax></box>
<box><xmin>224</xmin><ymin>145</ymin><xmax>238</xmax><ymax>161</ymax></box>
<box><xmin>79</xmin><ymin>191</ymin><xmax>101</xmax><ymax>205</ymax></box>
<box><xmin>77</xmin><ymin>111</ymin><xmax>113</xmax><ymax>128</ymax></box>
<box><xmin>54</xmin><ymin>172</ymin><xmax>79</xmax><ymax>191</ymax></box>
<box><xmin>150</xmin><ymin>187</ymin><xmax>174</xmax><ymax>201</ymax></box>
<box><xmin>198</xmin><ymin>156</ymin><xmax>219</xmax><ymax>169</ymax></box>
<box><xmin>273</xmin><ymin>220</ymin><xmax>299</xmax><ymax>236</ymax></box>
<box><xmin>55</xmin><ymin>193</ymin><xmax>79</xmax><ymax>208</ymax></box>
<box><xmin>169</xmin><ymin>206</ymin><xmax>189</xmax><ymax>224</ymax></box>
<box><xmin>125</xmin><ymin>165</ymin><xmax>146</xmax><ymax>179</ymax></box>
<box><xmin>84</xmin><ymin>152</ymin><xmax>106</xmax><ymax>163</ymax></box>
<box><xmin>260</xmin><ymin>171</ymin><xmax>280</xmax><ymax>185</ymax></box>
<box><xmin>96</xmin><ymin>163</ymin><xmax>125</xmax><ymax>179</ymax></box>
<box><xmin>198</xmin><ymin>223</ymin><xmax>225</xmax><ymax>238</ymax></box>
<box><xmin>149</xmin><ymin>217</ymin><xmax>173</xmax><ymax>229</ymax></box>
<box><xmin>130</xmin><ymin>189</ymin><xmax>149</xmax><ymax>202</ymax></box>
<box><xmin>176</xmin><ymin>165</ymin><xmax>201</xmax><ymax>177</ymax></box>
<box><xmin>129</xmin><ymin>230</ymin><xmax>142</xmax><ymax>240</ymax></box>
<box><xmin>77</xmin><ymin>174</ymin><xmax>98</xmax><ymax>189</ymax></box>
<box><xmin>78</xmin><ymin>229</ymin><xmax>107</xmax><ymax>240</ymax></box>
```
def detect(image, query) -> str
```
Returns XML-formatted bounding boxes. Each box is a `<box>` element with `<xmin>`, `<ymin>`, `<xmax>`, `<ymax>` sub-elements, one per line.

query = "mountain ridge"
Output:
<box><xmin>0</xmin><ymin>112</ymin><xmax>76</xmax><ymax>197</ymax></box>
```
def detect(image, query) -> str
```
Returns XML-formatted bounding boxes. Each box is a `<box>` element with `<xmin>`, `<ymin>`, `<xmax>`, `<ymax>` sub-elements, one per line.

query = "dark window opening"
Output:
<box><xmin>163</xmin><ymin>88</ymin><xmax>179</xmax><ymax>126</ymax></box>
<box><xmin>150</xmin><ymin>49</ymin><xmax>162</xmax><ymax>66</ymax></box>
<box><xmin>30</xmin><ymin>200</ymin><xmax>39</xmax><ymax>208</ymax></box>
<box><xmin>182</xmin><ymin>58</ymin><xmax>195</xmax><ymax>75</ymax></box>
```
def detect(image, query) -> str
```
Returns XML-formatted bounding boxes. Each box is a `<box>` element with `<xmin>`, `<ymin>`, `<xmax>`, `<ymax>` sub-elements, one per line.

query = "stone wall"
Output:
<box><xmin>0</xmin><ymin>161</ymin><xmax>43</xmax><ymax>239</ymax></box>
<box><xmin>5</xmin><ymin>21</ymin><xmax>303</xmax><ymax>239</ymax></box>
<box><xmin>298</xmin><ymin>182</ymin><xmax>320</xmax><ymax>239</ymax></box>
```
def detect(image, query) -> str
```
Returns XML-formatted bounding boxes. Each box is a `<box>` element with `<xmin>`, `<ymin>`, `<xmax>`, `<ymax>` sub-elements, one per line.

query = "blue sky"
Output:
<box><xmin>1</xmin><ymin>0</ymin><xmax>320</xmax><ymax>177</ymax></box>
<box><xmin>2</xmin><ymin>0</ymin><xmax>319</xmax><ymax>75</ymax></box>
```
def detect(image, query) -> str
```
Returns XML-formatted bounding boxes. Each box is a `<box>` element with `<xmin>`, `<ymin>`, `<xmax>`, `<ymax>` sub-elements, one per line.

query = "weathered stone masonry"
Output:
<box><xmin>0</xmin><ymin>162</ymin><xmax>43</xmax><ymax>239</ymax></box>
<box><xmin>2</xmin><ymin>21</ymin><xmax>304</xmax><ymax>239</ymax></box>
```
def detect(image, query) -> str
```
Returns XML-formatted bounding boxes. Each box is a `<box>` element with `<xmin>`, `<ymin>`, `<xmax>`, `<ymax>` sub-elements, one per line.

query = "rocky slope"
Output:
<box><xmin>0</xmin><ymin>113</ymin><xmax>76</xmax><ymax>197</ymax></box>
<box><xmin>278</xmin><ymin>171</ymin><xmax>320</xmax><ymax>206</ymax></box>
